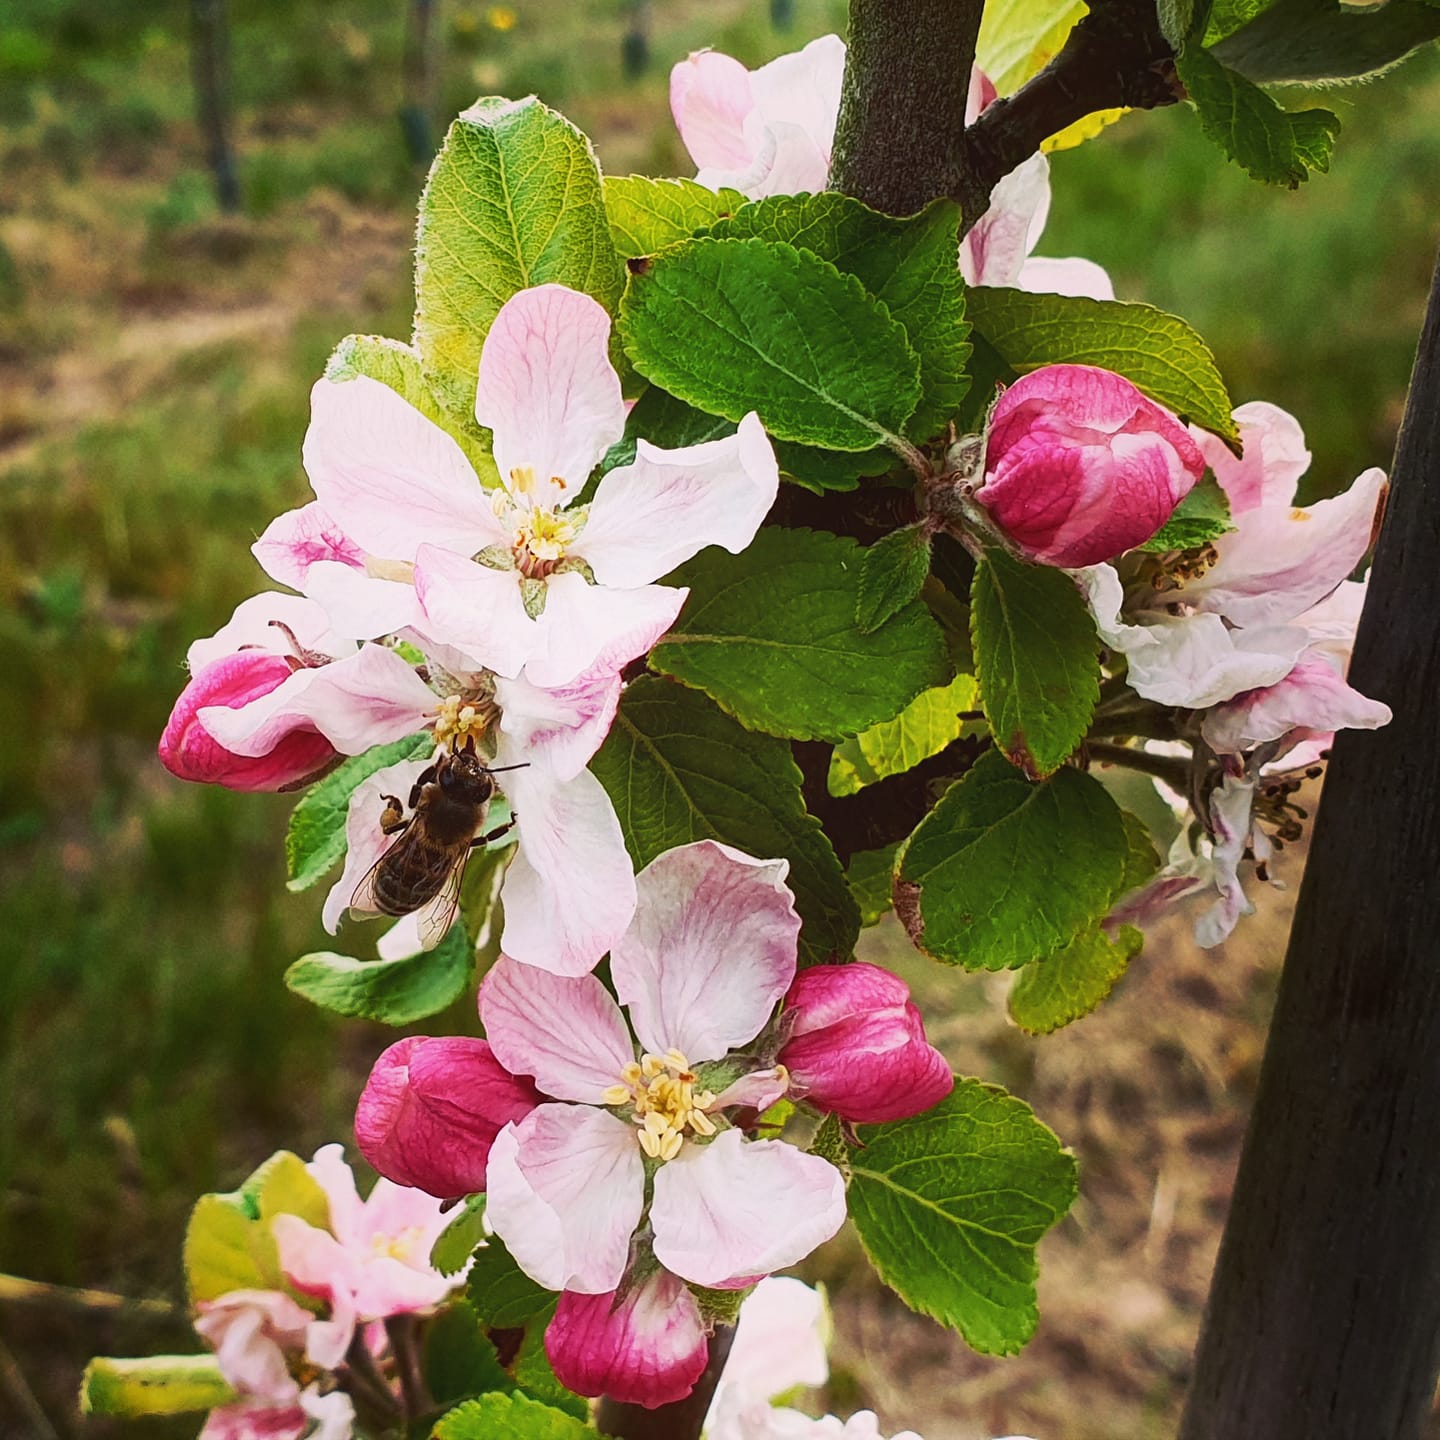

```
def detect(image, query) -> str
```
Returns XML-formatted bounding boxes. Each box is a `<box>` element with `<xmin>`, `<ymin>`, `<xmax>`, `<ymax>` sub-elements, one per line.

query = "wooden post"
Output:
<box><xmin>190</xmin><ymin>0</ymin><xmax>240</xmax><ymax>212</ymax></box>
<box><xmin>1179</xmin><ymin>244</ymin><xmax>1440</xmax><ymax>1439</ymax></box>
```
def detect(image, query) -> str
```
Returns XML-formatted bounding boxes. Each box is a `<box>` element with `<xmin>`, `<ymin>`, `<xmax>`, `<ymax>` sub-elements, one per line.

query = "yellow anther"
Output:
<box><xmin>620</xmin><ymin>1061</ymin><xmax>643</xmax><ymax>1085</ymax></box>
<box><xmin>510</xmin><ymin>465</ymin><xmax>537</xmax><ymax>495</ymax></box>
<box><xmin>600</xmin><ymin>1084</ymin><xmax>632</xmax><ymax>1106</ymax></box>
<box><xmin>658</xmin><ymin>1130</ymin><xmax>684</xmax><ymax>1162</ymax></box>
<box><xmin>689</xmin><ymin>1110</ymin><xmax>717</xmax><ymax>1137</ymax></box>
<box><xmin>637</xmin><ymin>1128</ymin><xmax>661</xmax><ymax>1159</ymax></box>
<box><xmin>664</xmin><ymin>1048</ymin><xmax>690</xmax><ymax>1072</ymax></box>
<box><xmin>641</xmin><ymin>1054</ymin><xmax>666</xmax><ymax>1080</ymax></box>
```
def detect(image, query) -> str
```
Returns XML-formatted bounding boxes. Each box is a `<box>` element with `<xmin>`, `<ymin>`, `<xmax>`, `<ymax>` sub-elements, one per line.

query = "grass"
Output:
<box><xmin>0</xmin><ymin>0</ymin><xmax>1436</xmax><ymax>1431</ymax></box>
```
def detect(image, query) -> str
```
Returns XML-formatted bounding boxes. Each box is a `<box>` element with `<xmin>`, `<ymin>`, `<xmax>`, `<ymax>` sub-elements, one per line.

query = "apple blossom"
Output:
<box><xmin>977</xmin><ymin>365</ymin><xmax>1206</xmax><ymax>568</ymax></box>
<box><xmin>199</xmin><ymin>1388</ymin><xmax>354</xmax><ymax>1440</ymax></box>
<box><xmin>778</xmin><ymin>964</ymin><xmax>952</xmax><ymax>1124</ymax></box>
<box><xmin>270</xmin><ymin>283</ymin><xmax>777</xmax><ymax>690</ymax></box>
<box><xmin>193</xmin><ymin>1290</ymin><xmax>316</xmax><ymax>1404</ymax></box>
<box><xmin>670</xmin><ymin>39</ymin><xmax>1112</xmax><ymax>300</ymax></box>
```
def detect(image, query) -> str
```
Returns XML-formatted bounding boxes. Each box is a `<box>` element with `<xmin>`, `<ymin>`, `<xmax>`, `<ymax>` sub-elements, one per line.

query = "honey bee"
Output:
<box><xmin>351</xmin><ymin>738</ymin><xmax>524</xmax><ymax>948</ymax></box>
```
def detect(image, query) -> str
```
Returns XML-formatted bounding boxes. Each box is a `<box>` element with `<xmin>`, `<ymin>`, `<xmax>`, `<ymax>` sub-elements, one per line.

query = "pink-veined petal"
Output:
<box><xmin>523</xmin><ymin>572</ymin><xmax>688</xmax><ymax>689</ymax></box>
<box><xmin>1191</xmin><ymin>401</ymin><xmax>1311</xmax><ymax>515</ymax></box>
<box><xmin>651</xmin><ymin>1132</ymin><xmax>846</xmax><ymax>1287</ymax></box>
<box><xmin>484</xmin><ymin>1104</ymin><xmax>644</xmax><ymax>1293</ymax></box>
<box><xmin>198</xmin><ymin>644</ymin><xmax>436</xmax><ymax>758</ymax></box>
<box><xmin>199</xmin><ymin>1400</ymin><xmax>310</xmax><ymax>1440</ymax></box>
<box><xmin>498</xmin><ymin>765</ymin><xmax>638</xmax><ymax>976</ymax></box>
<box><xmin>476</xmin><ymin>285</ymin><xmax>626</xmax><ymax>504</ymax></box>
<box><xmin>479</xmin><ymin>957</ymin><xmax>635</xmax><ymax>1102</ymax></box>
<box><xmin>670</xmin><ymin>49</ymin><xmax>757</xmax><ymax>173</ymax></box>
<box><xmin>960</xmin><ymin>152</ymin><xmax>1050</xmax><ymax>287</ymax></box>
<box><xmin>492</xmin><ymin>665</ymin><xmax>622</xmax><ymax>783</ymax></box>
<box><xmin>578</xmin><ymin>413</ymin><xmax>779</xmax><ymax>588</ymax></box>
<box><xmin>612</xmin><ymin>841</ymin><xmax>799</xmax><ymax>1063</ymax></box>
<box><xmin>412</xmin><ymin>544</ymin><xmax>536</xmax><ymax>679</ymax></box>
<box><xmin>252</xmin><ymin>503</ymin><xmax>366</xmax><ymax>592</ymax></box>
<box><xmin>303</xmin><ymin>376</ymin><xmax>502</xmax><ymax>558</ymax></box>
<box><xmin>272</xmin><ymin>1215</ymin><xmax>355</xmax><ymax>1306</ymax></box>
<box><xmin>546</xmin><ymin>1269</ymin><xmax>709</xmax><ymax>1408</ymax></box>
<box><xmin>1017</xmin><ymin>254</ymin><xmax>1115</xmax><ymax>301</ymax></box>
<box><xmin>305</xmin><ymin>1143</ymin><xmax>365</xmax><ymax>1244</ymax></box>
<box><xmin>187</xmin><ymin>592</ymin><xmax>352</xmax><ymax>672</ymax></box>
<box><xmin>193</xmin><ymin>1291</ymin><xmax>310</xmax><ymax>1402</ymax></box>
<box><xmin>749</xmin><ymin>35</ymin><xmax>846</xmax><ymax>174</ymax></box>
<box><xmin>302</xmin><ymin>560</ymin><xmax>425</xmax><ymax>642</ymax></box>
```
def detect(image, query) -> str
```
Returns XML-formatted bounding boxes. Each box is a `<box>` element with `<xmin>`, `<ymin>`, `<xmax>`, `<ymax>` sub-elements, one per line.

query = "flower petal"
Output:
<box><xmin>546</xmin><ymin>1269</ymin><xmax>709</xmax><ymax>1408</ymax></box>
<box><xmin>475</xmin><ymin>285</ymin><xmax>626</xmax><ymax>502</ymax></box>
<box><xmin>651</xmin><ymin>1132</ymin><xmax>846</xmax><ymax>1287</ymax></box>
<box><xmin>578</xmin><ymin>413</ymin><xmax>779</xmax><ymax>588</ymax></box>
<box><xmin>252</xmin><ymin>502</ymin><xmax>367</xmax><ymax>592</ymax></box>
<box><xmin>612</xmin><ymin>840</ymin><xmax>799</xmax><ymax>1063</ymax></box>
<box><xmin>193</xmin><ymin>1291</ymin><xmax>310</xmax><ymax>1402</ymax></box>
<box><xmin>485</xmin><ymin>1104</ymin><xmax>644</xmax><ymax>1293</ymax></box>
<box><xmin>303</xmin><ymin>376</ymin><xmax>502</xmax><ymax>558</ymax></box>
<box><xmin>493</xmin><ymin>665</ymin><xmax>622</xmax><ymax>784</ymax></box>
<box><xmin>199</xmin><ymin>1400</ymin><xmax>310</xmax><ymax>1440</ymax></box>
<box><xmin>479</xmin><ymin>956</ymin><xmax>635</xmax><ymax>1102</ymax></box>
<box><xmin>1017</xmin><ymin>254</ymin><xmax>1115</xmax><ymax>301</ymax></box>
<box><xmin>412</xmin><ymin>544</ymin><xmax>536</xmax><ymax>679</ymax></box>
<box><xmin>1195</xmin><ymin>774</ymin><xmax>1257</xmax><ymax>948</ymax></box>
<box><xmin>960</xmin><ymin>151</ymin><xmax>1050</xmax><ymax>287</ymax></box>
<box><xmin>749</xmin><ymin>35</ymin><xmax>845</xmax><ymax>176</ymax></box>
<box><xmin>1186</xmin><ymin>466</ymin><xmax>1386</xmax><ymax>628</ymax></box>
<box><xmin>497</xmin><ymin>765</ymin><xmax>638</xmax><ymax>976</ymax></box>
<box><xmin>302</xmin><ymin>561</ymin><xmax>425</xmax><ymax>643</ymax></box>
<box><xmin>714</xmin><ymin>1276</ymin><xmax>830</xmax><ymax>1413</ymax></box>
<box><xmin>670</xmin><ymin>49</ymin><xmax>757</xmax><ymax>173</ymax></box>
<box><xmin>1191</xmin><ymin>401</ymin><xmax>1311</xmax><ymax>515</ymax></box>
<box><xmin>187</xmin><ymin>592</ymin><xmax>352</xmax><ymax>672</ymax></box>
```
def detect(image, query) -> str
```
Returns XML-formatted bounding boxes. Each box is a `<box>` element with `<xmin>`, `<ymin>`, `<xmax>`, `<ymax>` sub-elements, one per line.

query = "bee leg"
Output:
<box><xmin>471</xmin><ymin>817</ymin><xmax>517</xmax><ymax>848</ymax></box>
<box><xmin>379</xmin><ymin>795</ymin><xmax>410</xmax><ymax>835</ymax></box>
<box><xmin>408</xmin><ymin>765</ymin><xmax>438</xmax><ymax>809</ymax></box>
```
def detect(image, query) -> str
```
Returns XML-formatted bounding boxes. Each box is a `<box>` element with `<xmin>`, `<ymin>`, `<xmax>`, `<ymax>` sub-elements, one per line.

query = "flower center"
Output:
<box><xmin>601</xmin><ymin>1049</ymin><xmax>718</xmax><ymax>1162</ymax></box>
<box><xmin>431</xmin><ymin>694</ymin><xmax>491</xmax><ymax>749</ymax></box>
<box><xmin>494</xmin><ymin>471</ymin><xmax>588</xmax><ymax>577</ymax></box>
<box><xmin>370</xmin><ymin>1224</ymin><xmax>424</xmax><ymax>1262</ymax></box>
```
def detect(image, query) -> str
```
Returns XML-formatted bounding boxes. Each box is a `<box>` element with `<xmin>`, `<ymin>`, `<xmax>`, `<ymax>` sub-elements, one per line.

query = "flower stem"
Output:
<box><xmin>1087</xmin><ymin>740</ymin><xmax>1191</xmax><ymax>790</ymax></box>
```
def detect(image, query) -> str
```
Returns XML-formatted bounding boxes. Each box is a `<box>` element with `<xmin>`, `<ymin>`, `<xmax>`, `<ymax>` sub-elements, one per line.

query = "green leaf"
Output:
<box><xmin>81</xmin><ymin>1356</ymin><xmax>236</xmax><ymax>1418</ymax></box>
<box><xmin>618</xmin><ymin>236</ymin><xmax>922</xmax><ymax>452</ymax></box>
<box><xmin>651</xmin><ymin>528</ymin><xmax>951</xmax><ymax>743</ymax></box>
<box><xmin>1177</xmin><ymin>44</ymin><xmax>1340</xmax><ymax>187</ymax></box>
<box><xmin>1119</xmin><ymin>809</ymin><xmax>1163</xmax><ymax>892</ymax></box>
<box><xmin>847</xmin><ymin>843</ymin><xmax>900</xmax><ymax>927</ymax></box>
<box><xmin>285</xmin><ymin>733</ymin><xmax>435</xmax><ymax>892</ymax></box>
<box><xmin>1211</xmin><ymin>0</ymin><xmax>1440</xmax><ymax>82</ymax></box>
<box><xmin>425</xmin><ymin>1301</ymin><xmax>513</xmax><ymax>1406</ymax></box>
<box><xmin>709</xmin><ymin>194</ymin><xmax>971</xmax><ymax>440</ymax></box>
<box><xmin>857</xmin><ymin>526</ymin><xmax>933</xmax><ymax>634</ymax></box>
<box><xmin>466</xmin><ymin>1237</ymin><xmax>555</xmax><ymax>1328</ymax></box>
<box><xmin>434</xmin><ymin>1391</ymin><xmax>600</xmax><ymax>1440</ymax></box>
<box><xmin>514</xmin><ymin>1324</ymin><xmax>590</xmax><ymax>1420</ymax></box>
<box><xmin>604</xmin><ymin>175</ymin><xmax>746</xmax><ymax>259</ymax></box>
<box><xmin>414</xmin><ymin>96</ymin><xmax>625</xmax><ymax>419</ymax></box>
<box><xmin>846</xmin><ymin>1079</ymin><xmax>1078</xmax><ymax>1355</ymax></box>
<box><xmin>774</xmin><ymin>439</ymin><xmax>896</xmax><ymax>493</ymax></box>
<box><xmin>977</xmin><ymin>0</ymin><xmax>1088</xmax><ymax>96</ymax></box>
<box><xmin>284</xmin><ymin>921</ymin><xmax>473</xmax><ymax>1025</ymax></box>
<box><xmin>325</xmin><ymin>335</ymin><xmax>497</xmax><ymax>482</ymax></box>
<box><xmin>827</xmin><ymin>674</ymin><xmax>981</xmax><ymax>797</ymax></box>
<box><xmin>1007</xmin><ymin>923</ymin><xmax>1145</xmax><ymax>1034</ymax></box>
<box><xmin>971</xmin><ymin>550</ymin><xmax>1100</xmax><ymax>779</ymax></box>
<box><xmin>1157</xmin><ymin>0</ymin><xmax>1210</xmax><ymax>56</ymax></box>
<box><xmin>250</xmin><ymin>1151</ymin><xmax>330</xmax><ymax>1233</ymax></box>
<box><xmin>965</xmin><ymin>286</ymin><xmax>1239</xmax><ymax>445</ymax></box>
<box><xmin>590</xmin><ymin>677</ymin><xmax>859</xmax><ymax>966</ymax></box>
<box><xmin>1137</xmin><ymin>472</ymin><xmax>1234</xmax><ymax>553</ymax></box>
<box><xmin>1204</xmin><ymin>0</ymin><xmax>1270</xmax><ymax>45</ymax></box>
<box><xmin>432</xmin><ymin>1195</ymin><xmax>489</xmax><ymax>1277</ymax></box>
<box><xmin>895</xmin><ymin>748</ymin><xmax>1129</xmax><ymax>969</ymax></box>
<box><xmin>183</xmin><ymin>1194</ymin><xmax>280</xmax><ymax>1304</ymax></box>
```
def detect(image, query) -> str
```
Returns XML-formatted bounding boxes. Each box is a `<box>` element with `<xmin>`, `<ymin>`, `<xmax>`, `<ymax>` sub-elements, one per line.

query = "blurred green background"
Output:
<box><xmin>0</xmin><ymin>0</ymin><xmax>1434</xmax><ymax>1434</ymax></box>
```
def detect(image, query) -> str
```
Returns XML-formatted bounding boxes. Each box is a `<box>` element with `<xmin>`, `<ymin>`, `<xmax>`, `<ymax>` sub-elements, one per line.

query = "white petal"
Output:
<box><xmin>479</xmin><ymin>956</ymin><xmax>634</xmax><ymax>1102</ymax></box>
<box><xmin>578</xmin><ymin>413</ymin><xmax>779</xmax><ymax>588</ymax></box>
<box><xmin>1122</xmin><ymin>616</ymin><xmax>1311</xmax><ymax>710</ymax></box>
<box><xmin>412</xmin><ymin>544</ymin><xmax>537</xmax><ymax>679</ymax></box>
<box><xmin>651</xmin><ymin>1132</ymin><xmax>846</xmax><ymax>1287</ymax></box>
<box><xmin>524</xmin><ymin>572</ymin><xmax>687</xmax><ymax>689</ymax></box>
<box><xmin>493</xmin><ymin>665</ymin><xmax>622</xmax><ymax>784</ymax></box>
<box><xmin>612</xmin><ymin>840</ymin><xmax>798</xmax><ymax>1063</ymax></box>
<box><xmin>485</xmin><ymin>1104</ymin><xmax>644</xmax><ymax>1294</ymax></box>
<box><xmin>749</xmin><ymin>35</ymin><xmax>846</xmax><ymax>171</ymax></box>
<box><xmin>303</xmin><ymin>560</ymin><xmax>424</xmax><ymax>642</ymax></box>
<box><xmin>1191</xmin><ymin>400</ymin><xmax>1311</xmax><ymax>515</ymax></box>
<box><xmin>1017</xmin><ymin>254</ymin><xmax>1115</xmax><ymax>301</ymax></box>
<box><xmin>960</xmin><ymin>151</ymin><xmax>1049</xmax><ymax>287</ymax></box>
<box><xmin>187</xmin><ymin>592</ymin><xmax>353</xmax><ymax>672</ymax></box>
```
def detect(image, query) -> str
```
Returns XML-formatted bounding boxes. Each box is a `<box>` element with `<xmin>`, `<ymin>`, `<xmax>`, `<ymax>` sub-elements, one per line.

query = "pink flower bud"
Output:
<box><xmin>355</xmin><ymin>1036</ymin><xmax>540</xmax><ymax>1199</ymax></box>
<box><xmin>159</xmin><ymin>651</ymin><xmax>337</xmax><ymax>792</ymax></box>
<box><xmin>545</xmin><ymin>1268</ymin><xmax>709</xmax><ymax>1408</ymax></box>
<box><xmin>779</xmin><ymin>963</ymin><xmax>951</xmax><ymax>1125</ymax></box>
<box><xmin>977</xmin><ymin>364</ymin><xmax>1206</xmax><ymax>568</ymax></box>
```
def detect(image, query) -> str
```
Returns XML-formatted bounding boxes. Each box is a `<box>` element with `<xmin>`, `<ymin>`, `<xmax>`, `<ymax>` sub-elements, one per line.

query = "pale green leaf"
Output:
<box><xmin>977</xmin><ymin>0</ymin><xmax>1087</xmax><ymax>95</ymax></box>
<box><xmin>1008</xmin><ymin>923</ymin><xmax>1145</xmax><ymax>1033</ymax></box>
<box><xmin>250</xmin><ymin>1151</ymin><xmax>330</xmax><ymax>1233</ymax></box>
<box><xmin>604</xmin><ymin>175</ymin><xmax>746</xmax><ymax>259</ymax></box>
<box><xmin>847</xmin><ymin>1080</ymin><xmax>1078</xmax><ymax>1354</ymax></box>
<box><xmin>828</xmin><ymin>674</ymin><xmax>981</xmax><ymax>797</ymax></box>
<box><xmin>183</xmin><ymin>1194</ymin><xmax>281</xmax><ymax>1304</ymax></box>
<box><xmin>431</xmin><ymin>1195</ymin><xmax>488</xmax><ymax>1277</ymax></box>
<box><xmin>590</xmin><ymin>677</ymin><xmax>858</xmax><ymax>966</ymax></box>
<box><xmin>81</xmin><ymin>1356</ymin><xmax>236</xmax><ymax>1418</ymax></box>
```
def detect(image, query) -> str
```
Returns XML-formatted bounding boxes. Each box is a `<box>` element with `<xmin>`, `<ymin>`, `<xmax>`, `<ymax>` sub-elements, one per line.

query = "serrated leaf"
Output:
<box><xmin>432</xmin><ymin>1195</ymin><xmax>489</xmax><ymax>1277</ymax></box>
<box><xmin>183</xmin><ymin>1195</ymin><xmax>280</xmax><ymax>1304</ymax></box>
<box><xmin>284</xmin><ymin>921</ymin><xmax>473</xmax><ymax>1024</ymax></box>
<box><xmin>466</xmin><ymin>1236</ymin><xmax>555</xmax><ymax>1328</ymax></box>
<box><xmin>1008</xmin><ymin>923</ymin><xmax>1145</xmax><ymax>1034</ymax></box>
<box><xmin>846</xmin><ymin>1080</ymin><xmax>1078</xmax><ymax>1355</ymax></box>
<box><xmin>828</xmin><ymin>674</ymin><xmax>982</xmax><ymax>797</ymax></box>
<box><xmin>651</xmin><ymin>528</ymin><xmax>951</xmax><ymax>742</ymax></box>
<box><xmin>433</xmin><ymin>1391</ymin><xmax>599</xmax><ymax>1440</ymax></box>
<box><xmin>857</xmin><ymin>526</ymin><xmax>933</xmax><ymax>634</ymax></box>
<box><xmin>590</xmin><ymin>677</ymin><xmax>859</xmax><ymax>966</ymax></box>
<box><xmin>1211</xmin><ymin>0</ymin><xmax>1440</xmax><ymax>82</ymax></box>
<box><xmin>971</xmin><ymin>550</ymin><xmax>1099</xmax><ymax>778</ymax></box>
<box><xmin>709</xmin><ymin>195</ymin><xmax>971</xmax><ymax>441</ymax></box>
<box><xmin>847</xmin><ymin>843</ymin><xmax>900</xmax><ymax>927</ymax></box>
<box><xmin>514</xmin><ymin>1324</ymin><xmax>590</xmax><ymax>1420</ymax></box>
<box><xmin>1177</xmin><ymin>45</ymin><xmax>1340</xmax><ymax>187</ymax></box>
<box><xmin>618</xmin><ymin>236</ymin><xmax>922</xmax><ymax>452</ymax></box>
<box><xmin>424</xmin><ymin>1301</ymin><xmax>513</xmax><ymax>1406</ymax></box>
<box><xmin>414</xmin><ymin>96</ymin><xmax>625</xmax><ymax>419</ymax></box>
<box><xmin>325</xmin><ymin>335</ymin><xmax>497</xmax><ymax>482</ymax></box>
<box><xmin>604</xmin><ymin>175</ymin><xmax>746</xmax><ymax>259</ymax></box>
<box><xmin>966</xmin><ymin>287</ymin><xmax>1239</xmax><ymax>445</ymax></box>
<box><xmin>285</xmin><ymin>733</ymin><xmax>435</xmax><ymax>892</ymax></box>
<box><xmin>1119</xmin><ymin>809</ymin><xmax>1162</xmax><ymax>892</ymax></box>
<box><xmin>895</xmin><ymin>748</ymin><xmax>1129</xmax><ymax>969</ymax></box>
<box><xmin>1137</xmin><ymin>472</ymin><xmax>1234</xmax><ymax>552</ymax></box>
<box><xmin>80</xmin><ymin>1356</ymin><xmax>236</xmax><ymax>1418</ymax></box>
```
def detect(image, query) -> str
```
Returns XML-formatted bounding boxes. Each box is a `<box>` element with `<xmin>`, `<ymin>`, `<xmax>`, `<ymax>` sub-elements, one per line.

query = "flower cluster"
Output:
<box><xmin>356</xmin><ymin>840</ymin><xmax>951</xmax><ymax>1407</ymax></box>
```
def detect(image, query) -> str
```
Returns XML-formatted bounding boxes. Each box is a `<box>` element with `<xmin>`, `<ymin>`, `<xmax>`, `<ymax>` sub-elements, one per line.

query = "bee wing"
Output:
<box><xmin>349</xmin><ymin>834</ymin><xmax>401</xmax><ymax>918</ymax></box>
<box><xmin>415</xmin><ymin>853</ymin><xmax>467</xmax><ymax>951</ymax></box>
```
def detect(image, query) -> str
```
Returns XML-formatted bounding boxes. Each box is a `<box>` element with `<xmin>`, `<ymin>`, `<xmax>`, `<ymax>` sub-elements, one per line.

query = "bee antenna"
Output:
<box><xmin>483</xmin><ymin>762</ymin><xmax>531</xmax><ymax>774</ymax></box>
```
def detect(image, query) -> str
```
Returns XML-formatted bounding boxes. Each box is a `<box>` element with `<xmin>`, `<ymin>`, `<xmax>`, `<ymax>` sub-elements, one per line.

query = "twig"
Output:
<box><xmin>0</xmin><ymin>1331</ymin><xmax>60</xmax><ymax>1440</ymax></box>
<box><xmin>383</xmin><ymin>1314</ymin><xmax>430</xmax><ymax>1421</ymax></box>
<box><xmin>1088</xmin><ymin>740</ymin><xmax>1191</xmax><ymax>789</ymax></box>
<box><xmin>0</xmin><ymin>1272</ymin><xmax>181</xmax><ymax>1323</ymax></box>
